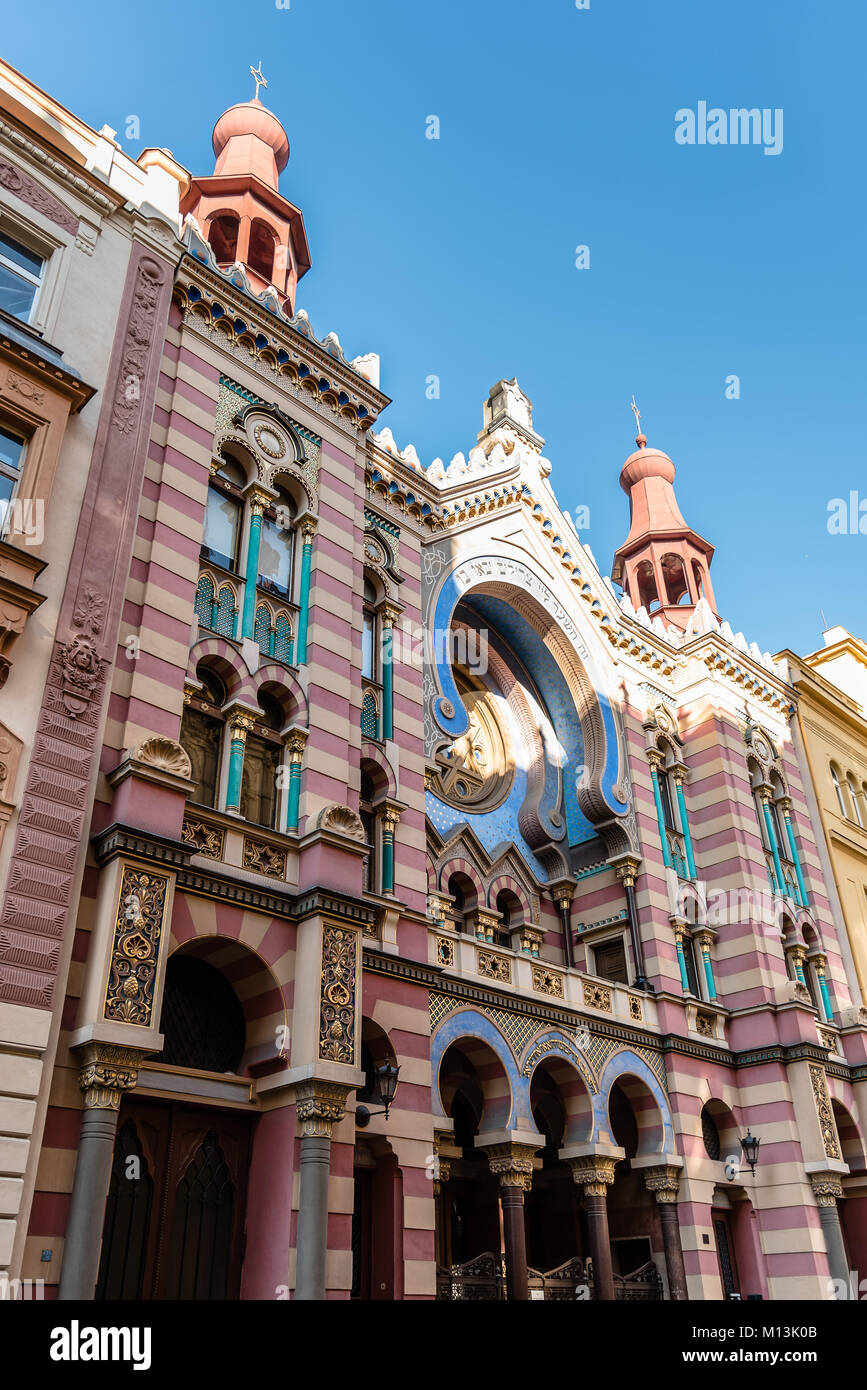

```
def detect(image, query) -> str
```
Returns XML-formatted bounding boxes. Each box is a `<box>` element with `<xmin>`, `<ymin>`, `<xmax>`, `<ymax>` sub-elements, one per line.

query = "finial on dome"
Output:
<box><xmin>630</xmin><ymin>395</ymin><xmax>646</xmax><ymax>448</ymax></box>
<box><xmin>249</xmin><ymin>62</ymin><xmax>267</xmax><ymax>102</ymax></box>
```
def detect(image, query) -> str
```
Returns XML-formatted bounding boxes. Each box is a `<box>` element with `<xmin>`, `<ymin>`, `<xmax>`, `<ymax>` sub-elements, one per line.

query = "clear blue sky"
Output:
<box><xmin>6</xmin><ymin>0</ymin><xmax>865</xmax><ymax>656</ymax></box>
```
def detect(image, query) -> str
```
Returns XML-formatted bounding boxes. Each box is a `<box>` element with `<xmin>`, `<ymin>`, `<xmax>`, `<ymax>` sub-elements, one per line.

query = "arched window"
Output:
<box><xmin>239</xmin><ymin>695</ymin><xmax>284</xmax><ymax>829</ymax></box>
<box><xmin>701</xmin><ymin>1104</ymin><xmax>721</xmax><ymax>1160</ymax></box>
<box><xmin>847</xmin><ymin>774</ymin><xmax>864</xmax><ymax>827</ymax></box>
<box><xmin>657</xmin><ymin>765</ymin><xmax>677</xmax><ymax>832</ymax></box>
<box><xmin>361</xmin><ymin>689</ymin><xmax>379</xmax><ymax>741</ymax></box>
<box><xmin>661</xmin><ymin>552</ymin><xmax>690</xmax><ymax>606</ymax></box>
<box><xmin>360</xmin><ymin>771</ymin><xmax>378</xmax><ymax>893</ymax></box>
<box><xmin>180</xmin><ymin>666</ymin><xmax>226</xmax><ymax>807</ymax></box>
<box><xmin>160</xmin><ymin>954</ymin><xmax>246</xmax><ymax>1072</ymax></box>
<box><xmin>362</xmin><ymin>579</ymin><xmax>377</xmax><ymax>680</ymax></box>
<box><xmin>831</xmin><ymin>763</ymin><xmax>848</xmax><ymax>818</ymax></box>
<box><xmin>446</xmin><ymin>873</ymin><xmax>476</xmax><ymax>935</ymax></box>
<box><xmin>248</xmin><ymin>219</ymin><xmax>277</xmax><ymax>281</ymax></box>
<box><xmin>258</xmin><ymin>486</ymin><xmax>295</xmax><ymax>599</ymax></box>
<box><xmin>273</xmin><ymin>611</ymin><xmax>294</xmax><ymax>664</ymax></box>
<box><xmin>207</xmin><ymin>213</ymin><xmax>240</xmax><ymax>265</ymax></box>
<box><xmin>634</xmin><ymin>558</ymin><xmax>660</xmax><ymax>612</ymax></box>
<box><xmin>194</xmin><ymin>572</ymin><xmax>216</xmax><ymax>629</ymax></box>
<box><xmin>254</xmin><ymin>602</ymin><xmax>273</xmax><ymax>652</ymax></box>
<box><xmin>202</xmin><ymin>456</ymin><xmax>245</xmax><ymax>571</ymax></box>
<box><xmin>214</xmin><ymin>583</ymin><xmax>238</xmax><ymax>638</ymax></box>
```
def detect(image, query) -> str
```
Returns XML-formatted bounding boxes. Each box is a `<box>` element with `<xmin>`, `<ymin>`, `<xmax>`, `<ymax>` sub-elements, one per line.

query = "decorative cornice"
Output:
<box><xmin>92</xmin><ymin>822</ymin><xmax>193</xmax><ymax>870</ymax></box>
<box><xmin>0</xmin><ymin>114</ymin><xmax>116</xmax><ymax>216</ymax></box>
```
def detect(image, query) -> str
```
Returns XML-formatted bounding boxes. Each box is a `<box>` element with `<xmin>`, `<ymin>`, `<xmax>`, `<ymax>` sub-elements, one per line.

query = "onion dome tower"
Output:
<box><xmin>181</xmin><ymin>70</ymin><xmax>310</xmax><ymax>312</ymax></box>
<box><xmin>611</xmin><ymin>416</ymin><xmax>718</xmax><ymax>631</ymax></box>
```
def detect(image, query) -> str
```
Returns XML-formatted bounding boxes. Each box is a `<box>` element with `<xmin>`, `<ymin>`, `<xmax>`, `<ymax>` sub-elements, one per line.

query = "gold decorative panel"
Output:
<box><xmin>319</xmin><ymin>924</ymin><xmax>357</xmax><ymax>1065</ymax></box>
<box><xmin>532</xmin><ymin>966</ymin><xmax>564</xmax><ymax>998</ymax></box>
<box><xmin>582</xmin><ymin>982</ymin><xmax>612</xmax><ymax>1013</ymax></box>
<box><xmin>478</xmin><ymin>950</ymin><xmax>511</xmax><ymax>983</ymax></box>
<box><xmin>242</xmin><ymin>835</ymin><xmax>287</xmax><ymax>879</ymax></box>
<box><xmin>182</xmin><ymin>817</ymin><xmax>224</xmax><ymax>860</ymax></box>
<box><xmin>436</xmin><ymin>936</ymin><xmax>455</xmax><ymax>967</ymax></box>
<box><xmin>104</xmin><ymin>866</ymin><xmax>170</xmax><ymax>1027</ymax></box>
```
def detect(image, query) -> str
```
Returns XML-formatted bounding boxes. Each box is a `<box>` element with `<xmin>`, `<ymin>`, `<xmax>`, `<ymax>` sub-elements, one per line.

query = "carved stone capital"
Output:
<box><xmin>76</xmin><ymin>1042</ymin><xmax>144</xmax><ymax>1111</ymax></box>
<box><xmin>643</xmin><ymin>1164</ymin><xmax>682</xmax><ymax>1203</ymax></box>
<box><xmin>381</xmin><ymin>801</ymin><xmax>403</xmax><ymax>833</ymax></box>
<box><xmin>568</xmin><ymin>1155</ymin><xmax>617</xmax><ymax>1195</ymax></box>
<box><xmin>809</xmin><ymin>1171</ymin><xmax>843</xmax><ymax>1206</ymax></box>
<box><xmin>484</xmin><ymin>1142</ymin><xmax>539</xmax><ymax>1191</ymax></box>
<box><xmin>294</xmin><ymin>1079</ymin><xmax>355</xmax><ymax>1138</ymax></box>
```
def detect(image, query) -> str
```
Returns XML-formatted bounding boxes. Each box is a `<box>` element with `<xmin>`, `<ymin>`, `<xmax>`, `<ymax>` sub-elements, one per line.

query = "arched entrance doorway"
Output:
<box><xmin>95</xmin><ymin>943</ymin><xmax>262</xmax><ymax>1300</ymax></box>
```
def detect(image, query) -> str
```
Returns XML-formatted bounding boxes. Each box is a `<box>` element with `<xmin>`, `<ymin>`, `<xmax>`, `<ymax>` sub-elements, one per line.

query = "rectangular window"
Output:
<box><xmin>0</xmin><ymin>423</ymin><xmax>26</xmax><ymax>533</ymax></box>
<box><xmin>593</xmin><ymin>937</ymin><xmax>629</xmax><ymax>984</ymax></box>
<box><xmin>0</xmin><ymin>230</ymin><xmax>44</xmax><ymax>322</ymax></box>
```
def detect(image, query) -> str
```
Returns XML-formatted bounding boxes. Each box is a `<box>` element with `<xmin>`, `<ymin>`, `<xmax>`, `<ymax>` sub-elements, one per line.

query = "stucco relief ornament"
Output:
<box><xmin>317</xmin><ymin>804</ymin><xmax>366</xmax><ymax>842</ymax></box>
<box><xmin>112</xmin><ymin>257</ymin><xmax>165</xmax><ymax>435</ymax></box>
<box><xmin>59</xmin><ymin>632</ymin><xmax>107</xmax><ymax>718</ymax></box>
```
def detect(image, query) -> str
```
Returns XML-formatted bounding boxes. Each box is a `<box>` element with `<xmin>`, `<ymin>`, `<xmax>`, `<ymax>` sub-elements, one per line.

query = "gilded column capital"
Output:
<box><xmin>286</xmin><ymin>728</ymin><xmax>309</xmax><ymax>761</ymax></box>
<box><xmin>612</xmin><ymin>856</ymin><xmax>642</xmax><ymax>889</ymax></box>
<box><xmin>301</xmin><ymin>517</ymin><xmax>318</xmax><ymax>541</ymax></box>
<box><xmin>76</xmin><ymin>1041</ymin><xmax>144</xmax><ymax>1111</ymax></box>
<box><xmin>809</xmin><ymin>1171</ymin><xmax>843</xmax><ymax>1206</ymax></box>
<box><xmin>551</xmin><ymin>880</ymin><xmax>576</xmax><ymax>908</ymax></box>
<box><xmin>643</xmin><ymin>1164</ymin><xmax>682</xmax><ymax>1204</ymax></box>
<box><xmin>247</xmin><ymin>486</ymin><xmax>272</xmax><ymax>518</ymax></box>
<box><xmin>694</xmin><ymin>928</ymin><xmax>717</xmax><ymax>950</ymax></box>
<box><xmin>381</xmin><ymin>801</ymin><xmax>403</xmax><ymax>833</ymax></box>
<box><xmin>294</xmin><ymin>1079</ymin><xmax>355</xmax><ymax>1138</ymax></box>
<box><xmin>228</xmin><ymin>709</ymin><xmax>256</xmax><ymax>741</ymax></box>
<box><xmin>669</xmin><ymin>761</ymin><xmax>688</xmax><ymax>784</ymax></box>
<box><xmin>646</xmin><ymin>748</ymin><xmax>665</xmax><ymax>771</ymax></box>
<box><xmin>777</xmin><ymin>795</ymin><xmax>793</xmax><ymax>815</ymax></box>
<box><xmin>379</xmin><ymin>602</ymin><xmax>401</xmax><ymax>629</ymax></box>
<box><xmin>483</xmin><ymin>1142</ymin><xmax>539</xmax><ymax>1191</ymax></box>
<box><xmin>568</xmin><ymin>1156</ymin><xmax>617</xmax><ymax>1195</ymax></box>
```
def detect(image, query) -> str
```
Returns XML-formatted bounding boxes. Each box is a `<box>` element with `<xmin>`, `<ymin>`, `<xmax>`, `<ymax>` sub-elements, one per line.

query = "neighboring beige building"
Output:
<box><xmin>782</xmin><ymin>628</ymin><xmax>867</xmax><ymax>1006</ymax></box>
<box><xmin>0</xmin><ymin>59</ymin><xmax>188</xmax><ymax>1285</ymax></box>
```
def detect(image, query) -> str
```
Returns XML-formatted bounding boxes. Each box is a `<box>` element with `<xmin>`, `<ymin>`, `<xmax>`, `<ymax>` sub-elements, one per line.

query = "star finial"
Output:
<box><xmin>250</xmin><ymin>62</ymin><xmax>267</xmax><ymax>101</ymax></box>
<box><xmin>630</xmin><ymin>395</ymin><xmax>645</xmax><ymax>446</ymax></box>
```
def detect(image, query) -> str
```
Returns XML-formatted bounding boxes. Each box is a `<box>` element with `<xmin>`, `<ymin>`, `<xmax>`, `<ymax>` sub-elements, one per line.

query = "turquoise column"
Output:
<box><xmin>791</xmin><ymin>951</ymin><xmax>807</xmax><ymax>987</ymax></box>
<box><xmin>241</xmin><ymin>494</ymin><xmax>266</xmax><ymax>640</ymax></box>
<box><xmin>382</xmin><ymin>609</ymin><xmax>395</xmax><ymax>742</ymax></box>
<box><xmin>225</xmin><ymin>715</ymin><xmax>249</xmax><ymax>812</ymax></box>
<box><xmin>286</xmin><ymin>733</ymin><xmax>306</xmax><ymax>834</ymax></box>
<box><xmin>296</xmin><ymin>520</ymin><xmax>315</xmax><ymax>666</ymax></box>
<box><xmin>650</xmin><ymin>764</ymin><xmax>673</xmax><ymax>870</ymax></box>
<box><xmin>783</xmin><ymin>808</ymin><xmax>809</xmax><ymax>907</ymax></box>
<box><xmin>697</xmin><ymin>933</ymin><xmax>717</xmax><ymax>1001</ymax></box>
<box><xmin>815</xmin><ymin>958</ymin><xmax>834</xmax><ymax>1022</ymax></box>
<box><xmin>381</xmin><ymin>808</ymin><xmax>399</xmax><ymax>894</ymax></box>
<box><xmin>674</xmin><ymin>775</ymin><xmax>697</xmax><ymax>880</ymax></box>
<box><xmin>674</xmin><ymin>926</ymin><xmax>691</xmax><ymax>992</ymax></box>
<box><xmin>762</xmin><ymin>797</ymin><xmax>786</xmax><ymax>895</ymax></box>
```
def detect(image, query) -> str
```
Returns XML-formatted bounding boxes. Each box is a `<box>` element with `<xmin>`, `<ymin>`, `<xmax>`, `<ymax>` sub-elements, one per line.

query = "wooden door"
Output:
<box><xmin>96</xmin><ymin>1098</ymin><xmax>253</xmax><ymax>1300</ymax></box>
